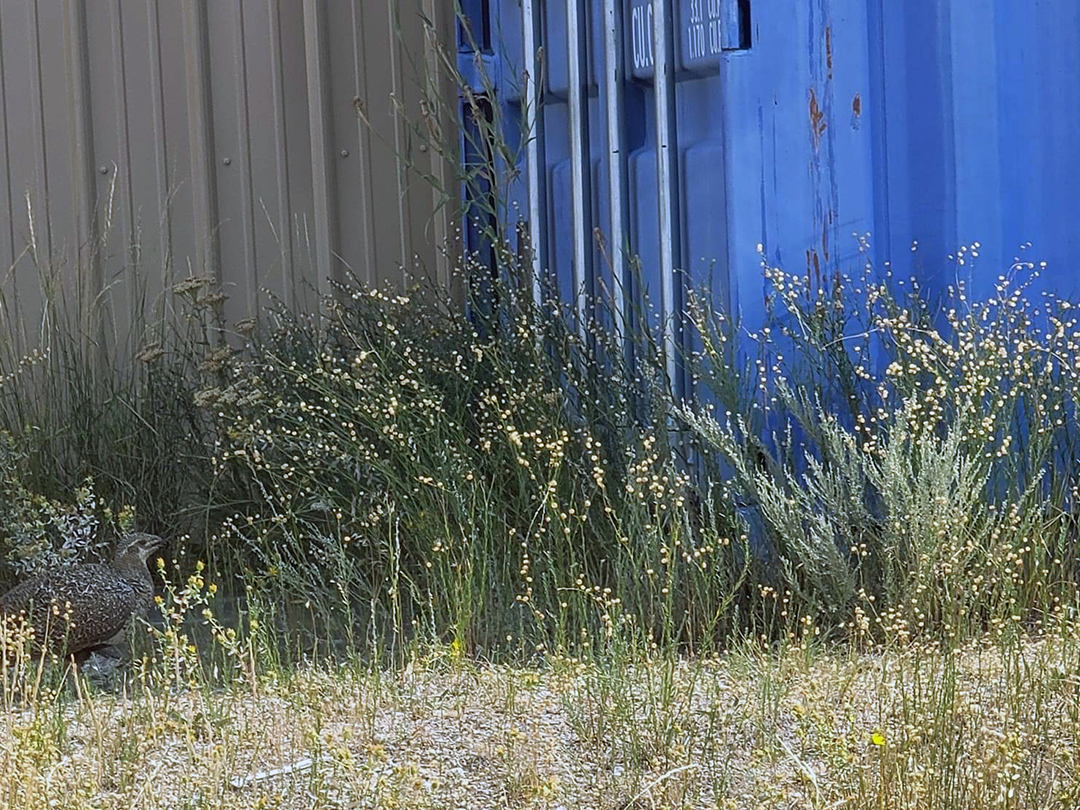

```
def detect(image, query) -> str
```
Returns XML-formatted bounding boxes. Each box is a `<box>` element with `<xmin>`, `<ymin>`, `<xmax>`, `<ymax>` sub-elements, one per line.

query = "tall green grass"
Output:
<box><xmin>205</xmin><ymin>266</ymin><xmax>751</xmax><ymax>660</ymax></box>
<box><xmin>0</xmin><ymin>232</ymin><xmax>228</xmax><ymax>583</ymax></box>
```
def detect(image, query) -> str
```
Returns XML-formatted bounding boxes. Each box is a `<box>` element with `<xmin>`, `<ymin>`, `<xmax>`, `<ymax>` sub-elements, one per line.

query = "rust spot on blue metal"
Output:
<box><xmin>807</xmin><ymin>248</ymin><xmax>822</xmax><ymax>288</ymax></box>
<box><xmin>809</xmin><ymin>88</ymin><xmax>827</xmax><ymax>151</ymax></box>
<box><xmin>825</xmin><ymin>27</ymin><xmax>833</xmax><ymax>79</ymax></box>
<box><xmin>850</xmin><ymin>93</ymin><xmax>862</xmax><ymax>130</ymax></box>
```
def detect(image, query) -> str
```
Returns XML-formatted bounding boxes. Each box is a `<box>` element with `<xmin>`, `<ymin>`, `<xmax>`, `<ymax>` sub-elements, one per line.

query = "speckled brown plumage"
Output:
<box><xmin>0</xmin><ymin>533</ymin><xmax>166</xmax><ymax>658</ymax></box>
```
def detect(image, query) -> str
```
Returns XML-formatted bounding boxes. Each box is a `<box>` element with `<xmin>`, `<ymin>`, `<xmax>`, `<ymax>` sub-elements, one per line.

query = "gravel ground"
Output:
<box><xmin>4</xmin><ymin>635</ymin><xmax>1080</xmax><ymax>809</ymax></box>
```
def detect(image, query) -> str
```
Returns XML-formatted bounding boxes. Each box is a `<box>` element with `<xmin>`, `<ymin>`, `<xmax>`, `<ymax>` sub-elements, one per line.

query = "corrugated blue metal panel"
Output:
<box><xmin>875</xmin><ymin>1</ymin><xmax>1080</xmax><ymax>301</ymax></box>
<box><xmin>459</xmin><ymin>0</ymin><xmax>1080</xmax><ymax>358</ymax></box>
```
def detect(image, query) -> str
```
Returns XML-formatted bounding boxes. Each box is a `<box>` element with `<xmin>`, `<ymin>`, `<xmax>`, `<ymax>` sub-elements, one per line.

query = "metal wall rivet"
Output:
<box><xmin>340</xmin><ymin>149</ymin><xmax>349</xmax><ymax>158</ymax></box>
<box><xmin>223</xmin><ymin>157</ymin><xmax>231</xmax><ymax>165</ymax></box>
<box><xmin>99</xmin><ymin>165</ymin><xmax>109</xmax><ymax>175</ymax></box>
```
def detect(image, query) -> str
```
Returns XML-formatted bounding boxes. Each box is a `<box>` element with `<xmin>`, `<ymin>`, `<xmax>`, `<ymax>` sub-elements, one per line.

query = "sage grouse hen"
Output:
<box><xmin>0</xmin><ymin>533</ymin><xmax>166</xmax><ymax>661</ymax></box>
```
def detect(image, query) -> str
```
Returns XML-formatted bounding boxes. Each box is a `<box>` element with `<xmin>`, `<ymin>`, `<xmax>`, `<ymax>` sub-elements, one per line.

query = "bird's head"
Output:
<box><xmin>113</xmin><ymin>533</ymin><xmax>168</xmax><ymax>568</ymax></box>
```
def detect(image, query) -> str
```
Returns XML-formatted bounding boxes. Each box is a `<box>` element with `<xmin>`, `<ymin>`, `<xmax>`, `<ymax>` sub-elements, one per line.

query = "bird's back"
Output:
<box><xmin>0</xmin><ymin>563</ymin><xmax>140</xmax><ymax>656</ymax></box>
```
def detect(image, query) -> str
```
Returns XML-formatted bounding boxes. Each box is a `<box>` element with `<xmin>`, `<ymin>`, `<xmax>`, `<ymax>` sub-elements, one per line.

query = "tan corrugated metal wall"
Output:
<box><xmin>0</xmin><ymin>0</ymin><xmax>456</xmax><ymax>353</ymax></box>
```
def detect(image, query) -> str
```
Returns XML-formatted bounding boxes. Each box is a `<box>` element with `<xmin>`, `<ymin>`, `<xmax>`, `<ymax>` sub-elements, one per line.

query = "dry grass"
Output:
<box><xmin>3</xmin><ymin>617</ymin><xmax>1080</xmax><ymax>810</ymax></box>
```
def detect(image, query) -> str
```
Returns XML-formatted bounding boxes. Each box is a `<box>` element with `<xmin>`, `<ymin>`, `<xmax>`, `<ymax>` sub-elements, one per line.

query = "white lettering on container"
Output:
<box><xmin>632</xmin><ymin>4</ymin><xmax>655</xmax><ymax>71</ymax></box>
<box><xmin>685</xmin><ymin>0</ymin><xmax>726</xmax><ymax>62</ymax></box>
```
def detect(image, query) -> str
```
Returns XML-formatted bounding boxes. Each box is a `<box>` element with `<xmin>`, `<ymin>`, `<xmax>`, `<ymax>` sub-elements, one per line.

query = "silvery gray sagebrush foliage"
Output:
<box><xmin>683</xmin><ymin>245</ymin><xmax>1080</xmax><ymax>638</ymax></box>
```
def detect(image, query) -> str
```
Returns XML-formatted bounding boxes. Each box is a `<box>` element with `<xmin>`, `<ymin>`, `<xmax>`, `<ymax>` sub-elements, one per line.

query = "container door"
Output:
<box><xmin>462</xmin><ymin>0</ymin><xmax>881</xmax><ymax>386</ymax></box>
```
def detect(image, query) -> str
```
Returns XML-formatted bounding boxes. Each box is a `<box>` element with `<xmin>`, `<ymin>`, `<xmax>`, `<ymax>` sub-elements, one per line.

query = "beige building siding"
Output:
<box><xmin>0</xmin><ymin>0</ymin><xmax>456</xmax><ymax>353</ymax></box>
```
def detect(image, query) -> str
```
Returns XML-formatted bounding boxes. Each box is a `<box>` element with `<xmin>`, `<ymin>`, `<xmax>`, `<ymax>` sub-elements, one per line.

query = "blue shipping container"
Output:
<box><xmin>457</xmin><ymin>0</ymin><xmax>1080</xmax><ymax>377</ymax></box>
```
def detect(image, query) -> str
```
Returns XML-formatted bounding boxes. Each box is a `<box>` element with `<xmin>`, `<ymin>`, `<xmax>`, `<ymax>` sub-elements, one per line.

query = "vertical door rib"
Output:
<box><xmin>652</xmin><ymin>0</ymin><xmax>680</xmax><ymax>393</ymax></box>
<box><xmin>522</xmin><ymin>0</ymin><xmax>546</xmax><ymax>304</ymax></box>
<box><xmin>566</xmin><ymin>0</ymin><xmax>591</xmax><ymax>332</ymax></box>
<box><xmin>602</xmin><ymin>0</ymin><xmax>628</xmax><ymax>337</ymax></box>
